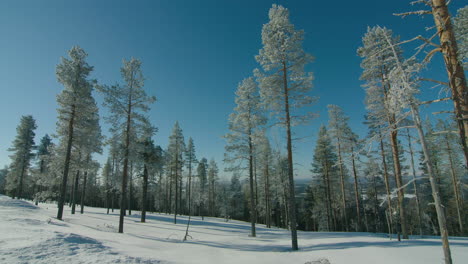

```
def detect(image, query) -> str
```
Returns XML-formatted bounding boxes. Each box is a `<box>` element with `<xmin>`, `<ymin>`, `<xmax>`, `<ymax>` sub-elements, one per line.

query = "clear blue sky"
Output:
<box><xmin>0</xmin><ymin>0</ymin><xmax>464</xmax><ymax>179</ymax></box>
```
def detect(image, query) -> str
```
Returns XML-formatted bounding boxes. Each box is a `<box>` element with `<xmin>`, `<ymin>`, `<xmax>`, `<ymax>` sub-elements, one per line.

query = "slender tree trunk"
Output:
<box><xmin>174</xmin><ymin>150</ymin><xmax>179</xmax><ymax>224</ymax></box>
<box><xmin>184</xmin><ymin>157</ymin><xmax>193</xmax><ymax>241</ymax></box>
<box><xmin>378</xmin><ymin>130</ymin><xmax>394</xmax><ymax>236</ymax></box>
<box><xmin>282</xmin><ymin>61</ymin><xmax>298</xmax><ymax>250</ymax></box>
<box><xmin>80</xmin><ymin>171</ymin><xmax>88</xmax><ymax>214</ymax></box>
<box><xmin>443</xmin><ymin>126</ymin><xmax>464</xmax><ymax>234</ymax></box>
<box><xmin>265</xmin><ymin>161</ymin><xmax>271</xmax><ymax>228</ymax></box>
<box><xmin>118</xmin><ymin>94</ymin><xmax>132</xmax><ymax>233</ymax></box>
<box><xmin>128</xmin><ymin>162</ymin><xmax>133</xmax><ymax>215</ymax></box>
<box><xmin>389</xmin><ymin>128</ymin><xmax>408</xmax><ymax>239</ymax></box>
<box><xmin>406</xmin><ymin>128</ymin><xmax>423</xmax><ymax>236</ymax></box>
<box><xmin>372</xmin><ymin>169</ymin><xmax>379</xmax><ymax>232</ymax></box>
<box><xmin>411</xmin><ymin>104</ymin><xmax>452</xmax><ymax>264</ymax></box>
<box><xmin>430</xmin><ymin>0</ymin><xmax>468</xmax><ymax>168</ymax></box>
<box><xmin>351</xmin><ymin>145</ymin><xmax>361</xmax><ymax>232</ymax></box>
<box><xmin>248</xmin><ymin>132</ymin><xmax>257</xmax><ymax>237</ymax></box>
<box><xmin>323</xmin><ymin>161</ymin><xmax>332</xmax><ymax>231</ymax></box>
<box><xmin>254</xmin><ymin>157</ymin><xmax>259</xmax><ymax>223</ymax></box>
<box><xmin>141</xmin><ymin>164</ymin><xmax>149</xmax><ymax>222</ymax></box>
<box><xmin>337</xmin><ymin>139</ymin><xmax>348</xmax><ymax>231</ymax></box>
<box><xmin>111</xmin><ymin>190</ymin><xmax>115</xmax><ymax>213</ymax></box>
<box><xmin>57</xmin><ymin>104</ymin><xmax>76</xmax><ymax>220</ymax></box>
<box><xmin>71</xmin><ymin>170</ymin><xmax>80</xmax><ymax>215</ymax></box>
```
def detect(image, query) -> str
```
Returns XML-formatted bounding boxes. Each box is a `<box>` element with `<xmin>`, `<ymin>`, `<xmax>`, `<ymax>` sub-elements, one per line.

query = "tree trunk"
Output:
<box><xmin>141</xmin><ymin>164</ymin><xmax>149</xmax><ymax>222</ymax></box>
<box><xmin>389</xmin><ymin>128</ymin><xmax>408</xmax><ymax>239</ymax></box>
<box><xmin>265</xmin><ymin>160</ymin><xmax>271</xmax><ymax>228</ymax></box>
<box><xmin>282</xmin><ymin>61</ymin><xmax>298</xmax><ymax>250</ymax></box>
<box><xmin>378</xmin><ymin>130</ymin><xmax>394</xmax><ymax>235</ymax></box>
<box><xmin>71</xmin><ymin>170</ymin><xmax>80</xmax><ymax>215</ymax></box>
<box><xmin>337</xmin><ymin>139</ymin><xmax>349</xmax><ymax>231</ymax></box>
<box><xmin>128</xmin><ymin>162</ymin><xmax>133</xmax><ymax>215</ymax></box>
<box><xmin>118</xmin><ymin>95</ymin><xmax>132</xmax><ymax>233</ymax></box>
<box><xmin>351</xmin><ymin>145</ymin><xmax>361</xmax><ymax>232</ymax></box>
<box><xmin>412</xmin><ymin>104</ymin><xmax>452</xmax><ymax>264</ymax></box>
<box><xmin>248</xmin><ymin>132</ymin><xmax>256</xmax><ymax>237</ymax></box>
<box><xmin>57</xmin><ymin>104</ymin><xmax>76</xmax><ymax>220</ymax></box>
<box><xmin>443</xmin><ymin>125</ymin><xmax>464</xmax><ymax>234</ymax></box>
<box><xmin>184</xmin><ymin>156</ymin><xmax>193</xmax><ymax>241</ymax></box>
<box><xmin>80</xmin><ymin>171</ymin><xmax>87</xmax><ymax>214</ymax></box>
<box><xmin>174</xmin><ymin>151</ymin><xmax>179</xmax><ymax>224</ymax></box>
<box><xmin>430</xmin><ymin>0</ymin><xmax>468</xmax><ymax>168</ymax></box>
<box><xmin>372</xmin><ymin>168</ymin><xmax>379</xmax><ymax>232</ymax></box>
<box><xmin>324</xmin><ymin>161</ymin><xmax>332</xmax><ymax>231</ymax></box>
<box><xmin>406</xmin><ymin>128</ymin><xmax>423</xmax><ymax>236</ymax></box>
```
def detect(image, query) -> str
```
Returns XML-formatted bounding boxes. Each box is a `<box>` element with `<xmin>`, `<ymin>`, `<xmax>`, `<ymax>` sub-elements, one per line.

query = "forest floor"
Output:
<box><xmin>0</xmin><ymin>195</ymin><xmax>467</xmax><ymax>264</ymax></box>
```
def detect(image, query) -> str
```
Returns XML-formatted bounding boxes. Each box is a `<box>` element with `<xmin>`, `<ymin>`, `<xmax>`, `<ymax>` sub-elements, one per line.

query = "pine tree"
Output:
<box><xmin>384</xmin><ymin>35</ymin><xmax>453</xmax><ymax>263</ymax></box>
<box><xmin>224</xmin><ymin>77</ymin><xmax>266</xmax><ymax>237</ymax></box>
<box><xmin>167</xmin><ymin>122</ymin><xmax>185</xmax><ymax>224</ymax></box>
<box><xmin>255</xmin><ymin>4</ymin><xmax>315</xmax><ymax>250</ymax></box>
<box><xmin>6</xmin><ymin>115</ymin><xmax>37</xmax><ymax>199</ymax></box>
<box><xmin>32</xmin><ymin>134</ymin><xmax>52</xmax><ymax>204</ymax></box>
<box><xmin>311</xmin><ymin>125</ymin><xmax>338</xmax><ymax>231</ymax></box>
<box><xmin>402</xmin><ymin>0</ymin><xmax>468</xmax><ymax>167</ymax></box>
<box><xmin>55</xmin><ymin>46</ymin><xmax>95</xmax><ymax>220</ymax></box>
<box><xmin>97</xmin><ymin>57</ymin><xmax>155</xmax><ymax>233</ymax></box>
<box><xmin>358</xmin><ymin>26</ymin><xmax>408</xmax><ymax>239</ymax></box>
<box><xmin>327</xmin><ymin>105</ymin><xmax>350</xmax><ymax>231</ymax></box>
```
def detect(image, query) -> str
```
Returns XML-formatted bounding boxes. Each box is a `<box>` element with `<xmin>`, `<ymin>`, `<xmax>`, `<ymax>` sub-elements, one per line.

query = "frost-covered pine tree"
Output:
<box><xmin>384</xmin><ymin>34</ymin><xmax>453</xmax><ymax>263</ymax></box>
<box><xmin>6</xmin><ymin>115</ymin><xmax>37</xmax><ymax>199</ymax></box>
<box><xmin>311</xmin><ymin>125</ymin><xmax>338</xmax><ymax>231</ymax></box>
<box><xmin>32</xmin><ymin>134</ymin><xmax>52</xmax><ymax>204</ymax></box>
<box><xmin>358</xmin><ymin>26</ymin><xmax>409</xmax><ymax>239</ymax></box>
<box><xmin>404</xmin><ymin>0</ymin><xmax>468</xmax><ymax>166</ymax></box>
<box><xmin>224</xmin><ymin>76</ymin><xmax>266</xmax><ymax>237</ymax></box>
<box><xmin>327</xmin><ymin>105</ymin><xmax>350</xmax><ymax>231</ymax></box>
<box><xmin>55</xmin><ymin>46</ymin><xmax>96</xmax><ymax>220</ymax></box>
<box><xmin>167</xmin><ymin>121</ymin><xmax>185</xmax><ymax>224</ymax></box>
<box><xmin>98</xmin><ymin>57</ymin><xmax>155</xmax><ymax>233</ymax></box>
<box><xmin>255</xmin><ymin>5</ymin><xmax>315</xmax><ymax>249</ymax></box>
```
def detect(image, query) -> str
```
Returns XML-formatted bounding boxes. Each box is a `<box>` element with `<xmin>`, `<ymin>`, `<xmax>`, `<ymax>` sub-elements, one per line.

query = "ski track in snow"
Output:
<box><xmin>0</xmin><ymin>194</ymin><xmax>467</xmax><ymax>264</ymax></box>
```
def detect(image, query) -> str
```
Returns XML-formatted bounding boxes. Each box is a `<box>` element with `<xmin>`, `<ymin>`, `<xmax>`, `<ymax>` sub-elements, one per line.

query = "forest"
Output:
<box><xmin>0</xmin><ymin>1</ymin><xmax>467</xmax><ymax>264</ymax></box>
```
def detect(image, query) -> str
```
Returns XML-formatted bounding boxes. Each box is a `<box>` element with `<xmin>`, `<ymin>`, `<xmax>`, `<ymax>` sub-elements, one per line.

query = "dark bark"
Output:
<box><xmin>141</xmin><ymin>164</ymin><xmax>149</xmax><ymax>222</ymax></box>
<box><xmin>351</xmin><ymin>145</ymin><xmax>361</xmax><ymax>232</ymax></box>
<box><xmin>57</xmin><ymin>104</ymin><xmax>76</xmax><ymax>220</ymax></box>
<box><xmin>71</xmin><ymin>170</ymin><xmax>80</xmax><ymax>215</ymax></box>
<box><xmin>248</xmin><ymin>132</ymin><xmax>256</xmax><ymax>237</ymax></box>
<box><xmin>283</xmin><ymin>61</ymin><xmax>298</xmax><ymax>250</ymax></box>
<box><xmin>430</xmin><ymin>0</ymin><xmax>468</xmax><ymax>168</ymax></box>
<box><xmin>80</xmin><ymin>171</ymin><xmax>88</xmax><ymax>214</ymax></box>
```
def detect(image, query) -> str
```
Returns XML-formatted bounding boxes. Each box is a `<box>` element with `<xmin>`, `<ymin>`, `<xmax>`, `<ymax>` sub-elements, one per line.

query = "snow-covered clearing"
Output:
<box><xmin>0</xmin><ymin>195</ymin><xmax>467</xmax><ymax>264</ymax></box>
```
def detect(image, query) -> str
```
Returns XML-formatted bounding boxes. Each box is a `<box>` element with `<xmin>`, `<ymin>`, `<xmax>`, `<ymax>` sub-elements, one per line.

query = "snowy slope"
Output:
<box><xmin>0</xmin><ymin>195</ymin><xmax>467</xmax><ymax>264</ymax></box>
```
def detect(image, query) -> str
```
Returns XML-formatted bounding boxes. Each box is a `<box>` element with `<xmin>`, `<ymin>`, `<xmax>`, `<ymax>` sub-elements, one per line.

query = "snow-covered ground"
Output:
<box><xmin>0</xmin><ymin>195</ymin><xmax>467</xmax><ymax>264</ymax></box>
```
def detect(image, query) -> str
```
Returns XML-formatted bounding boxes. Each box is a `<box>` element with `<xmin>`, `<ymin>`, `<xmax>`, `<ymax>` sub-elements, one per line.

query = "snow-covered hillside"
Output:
<box><xmin>1</xmin><ymin>195</ymin><xmax>467</xmax><ymax>264</ymax></box>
